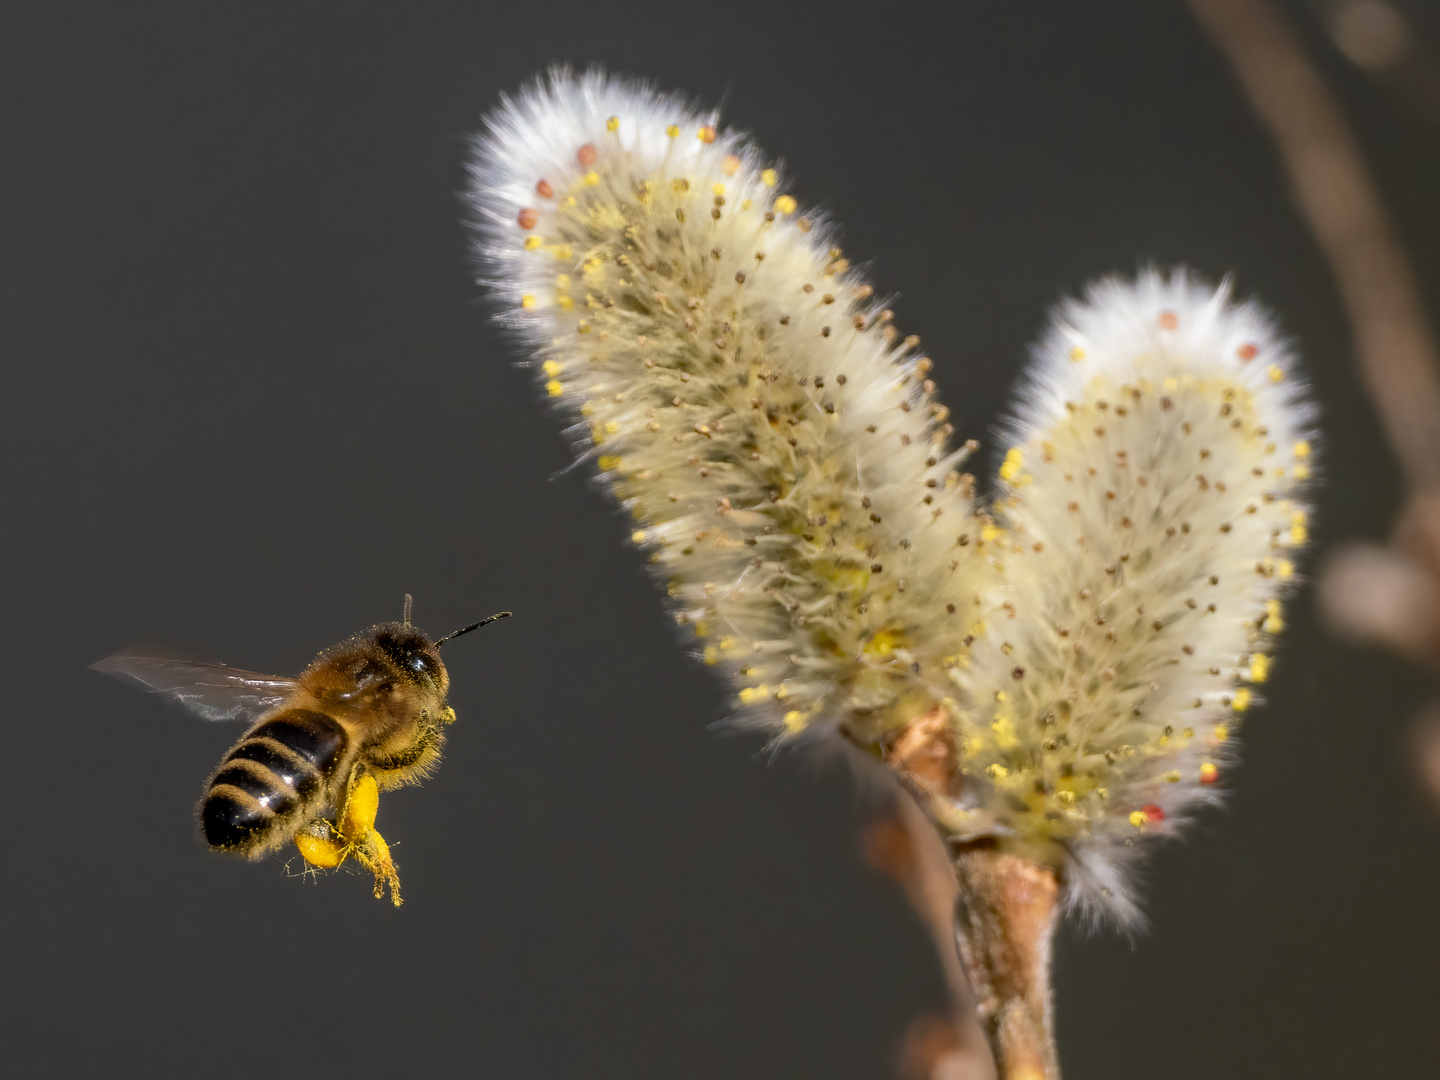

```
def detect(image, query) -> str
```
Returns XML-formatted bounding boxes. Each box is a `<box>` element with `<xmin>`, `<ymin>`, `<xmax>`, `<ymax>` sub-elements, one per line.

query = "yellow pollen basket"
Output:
<box><xmin>295</xmin><ymin>773</ymin><xmax>402</xmax><ymax>906</ymax></box>
<box><xmin>294</xmin><ymin>831</ymin><xmax>345</xmax><ymax>869</ymax></box>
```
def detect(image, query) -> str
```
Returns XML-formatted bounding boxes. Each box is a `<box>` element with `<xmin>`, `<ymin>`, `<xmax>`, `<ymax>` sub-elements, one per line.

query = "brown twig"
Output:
<box><xmin>864</xmin><ymin>703</ymin><xmax>1062</xmax><ymax>1079</ymax></box>
<box><xmin>951</xmin><ymin>847</ymin><xmax>1059</xmax><ymax>1080</ymax></box>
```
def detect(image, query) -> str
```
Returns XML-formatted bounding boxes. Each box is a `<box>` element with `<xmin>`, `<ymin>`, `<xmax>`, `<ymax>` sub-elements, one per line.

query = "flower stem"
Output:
<box><xmin>951</xmin><ymin>847</ymin><xmax>1061</xmax><ymax>1080</ymax></box>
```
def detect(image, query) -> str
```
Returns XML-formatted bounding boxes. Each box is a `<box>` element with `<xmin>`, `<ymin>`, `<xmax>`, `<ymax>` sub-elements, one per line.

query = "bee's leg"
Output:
<box><xmin>336</xmin><ymin>770</ymin><xmax>403</xmax><ymax>907</ymax></box>
<box><xmin>350</xmin><ymin>829</ymin><xmax>402</xmax><ymax>907</ymax></box>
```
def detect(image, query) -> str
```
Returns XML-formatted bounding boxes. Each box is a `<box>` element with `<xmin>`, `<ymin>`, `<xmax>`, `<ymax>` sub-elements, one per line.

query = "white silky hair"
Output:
<box><xmin>467</xmin><ymin>68</ymin><xmax>1318</xmax><ymax>926</ymax></box>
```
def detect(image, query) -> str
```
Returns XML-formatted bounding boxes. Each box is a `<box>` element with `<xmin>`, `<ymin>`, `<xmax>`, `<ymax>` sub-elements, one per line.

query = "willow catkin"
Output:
<box><xmin>467</xmin><ymin>69</ymin><xmax>1317</xmax><ymax>924</ymax></box>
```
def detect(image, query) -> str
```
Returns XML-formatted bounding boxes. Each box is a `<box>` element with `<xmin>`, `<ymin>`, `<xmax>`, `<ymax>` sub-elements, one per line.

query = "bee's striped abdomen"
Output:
<box><xmin>202</xmin><ymin>708</ymin><xmax>347</xmax><ymax>852</ymax></box>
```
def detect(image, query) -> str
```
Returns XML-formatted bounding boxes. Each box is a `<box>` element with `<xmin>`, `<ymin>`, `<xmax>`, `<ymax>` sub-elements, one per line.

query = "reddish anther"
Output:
<box><xmin>1237</xmin><ymin>342</ymin><xmax>1258</xmax><ymax>361</ymax></box>
<box><xmin>1157</xmin><ymin>311</ymin><xmax>1179</xmax><ymax>330</ymax></box>
<box><xmin>535</xmin><ymin>178</ymin><xmax>554</xmax><ymax>198</ymax></box>
<box><xmin>576</xmin><ymin>143</ymin><xmax>597</xmax><ymax>167</ymax></box>
<box><xmin>517</xmin><ymin>208</ymin><xmax>539</xmax><ymax>230</ymax></box>
<box><xmin>1141</xmin><ymin>803</ymin><xmax>1166</xmax><ymax>822</ymax></box>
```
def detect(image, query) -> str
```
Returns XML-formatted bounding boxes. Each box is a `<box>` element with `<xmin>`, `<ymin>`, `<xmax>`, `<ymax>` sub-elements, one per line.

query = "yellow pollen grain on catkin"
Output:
<box><xmin>597</xmin><ymin>455</ymin><xmax>623</xmax><ymax>471</ymax></box>
<box><xmin>999</xmin><ymin>448</ymin><xmax>1024</xmax><ymax>481</ymax></box>
<box><xmin>523</xmin><ymin>235</ymin><xmax>542</xmax><ymax>250</ymax></box>
<box><xmin>1278</xmin><ymin>559</ymin><xmax>1294</xmax><ymax>579</ymax></box>
<box><xmin>703</xmin><ymin>646</ymin><xmax>719</xmax><ymax>665</ymax></box>
<box><xmin>1268</xmin><ymin>364</ymin><xmax>1285</xmax><ymax>383</ymax></box>
<box><xmin>521</xmin><ymin>294</ymin><xmax>537</xmax><ymax>309</ymax></box>
<box><xmin>738</xmin><ymin>685</ymin><xmax>769</xmax><ymax>704</ymax></box>
<box><xmin>1250</xmin><ymin>654</ymin><xmax>1269</xmax><ymax>683</ymax></box>
<box><xmin>545</xmin><ymin>379</ymin><xmax>563</xmax><ymax>397</ymax></box>
<box><xmin>665</xmin><ymin>124</ymin><xmax>679</xmax><ymax>137</ymax></box>
<box><xmin>712</xmin><ymin>182</ymin><xmax>726</xmax><ymax>196</ymax></box>
<box><xmin>606</xmin><ymin>115</ymin><xmax>620</xmax><ymax>131</ymax></box>
<box><xmin>991</xmin><ymin>716</ymin><xmax>1017</xmax><ymax>749</ymax></box>
<box><xmin>760</xmin><ymin>168</ymin><xmax>778</xmax><ymax>187</ymax></box>
<box><xmin>1215</xmin><ymin>724</ymin><xmax>1230</xmax><ymax>742</ymax></box>
<box><xmin>864</xmin><ymin>629</ymin><xmax>902</xmax><ymax>657</ymax></box>
<box><xmin>1294</xmin><ymin>440</ymin><xmax>1311</xmax><ymax>458</ymax></box>
<box><xmin>987</xmin><ymin>763</ymin><xmax>1010</xmax><ymax>780</ymax></box>
<box><xmin>1199</xmin><ymin>762</ymin><xmax>1219</xmax><ymax>783</ymax></box>
<box><xmin>631</xmin><ymin>530</ymin><xmax>646</xmax><ymax>543</ymax></box>
<box><xmin>1265</xmin><ymin>599</ymin><xmax>1284</xmax><ymax>634</ymax></box>
<box><xmin>783</xmin><ymin>710</ymin><xmax>806</xmax><ymax>733</ymax></box>
<box><xmin>1232</xmin><ymin>688</ymin><xmax>1252</xmax><ymax>712</ymax></box>
<box><xmin>1128</xmin><ymin>810</ymin><xmax>1147</xmax><ymax>828</ymax></box>
<box><xmin>542</xmin><ymin>360</ymin><xmax>561</xmax><ymax>376</ymax></box>
<box><xmin>1068</xmin><ymin>346</ymin><xmax>1086</xmax><ymax>362</ymax></box>
<box><xmin>774</xmin><ymin>195</ymin><xmax>797</xmax><ymax>215</ymax></box>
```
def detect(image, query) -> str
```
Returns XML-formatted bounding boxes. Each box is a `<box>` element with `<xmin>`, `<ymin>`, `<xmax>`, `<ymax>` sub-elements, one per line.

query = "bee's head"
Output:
<box><xmin>365</xmin><ymin>609</ymin><xmax>511</xmax><ymax>693</ymax></box>
<box><xmin>370</xmin><ymin>623</ymin><xmax>449</xmax><ymax>691</ymax></box>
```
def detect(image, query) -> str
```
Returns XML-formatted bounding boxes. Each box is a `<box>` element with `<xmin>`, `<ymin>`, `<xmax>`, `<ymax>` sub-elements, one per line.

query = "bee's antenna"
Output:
<box><xmin>436</xmin><ymin>611</ymin><xmax>512</xmax><ymax>646</ymax></box>
<box><xmin>403</xmin><ymin>593</ymin><xmax>413</xmax><ymax>626</ymax></box>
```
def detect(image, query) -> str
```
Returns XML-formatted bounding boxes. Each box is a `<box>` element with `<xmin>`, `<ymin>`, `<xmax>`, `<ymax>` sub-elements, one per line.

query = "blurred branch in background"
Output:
<box><xmin>1189</xmin><ymin>0</ymin><xmax>1440</xmax><ymax>800</ymax></box>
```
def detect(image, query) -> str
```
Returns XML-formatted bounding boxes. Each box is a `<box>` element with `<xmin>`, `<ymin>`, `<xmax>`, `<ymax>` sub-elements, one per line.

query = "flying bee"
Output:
<box><xmin>92</xmin><ymin>598</ymin><xmax>510</xmax><ymax>906</ymax></box>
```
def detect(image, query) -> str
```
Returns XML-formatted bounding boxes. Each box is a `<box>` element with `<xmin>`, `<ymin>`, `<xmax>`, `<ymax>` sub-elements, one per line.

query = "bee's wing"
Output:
<box><xmin>90</xmin><ymin>654</ymin><xmax>299</xmax><ymax>723</ymax></box>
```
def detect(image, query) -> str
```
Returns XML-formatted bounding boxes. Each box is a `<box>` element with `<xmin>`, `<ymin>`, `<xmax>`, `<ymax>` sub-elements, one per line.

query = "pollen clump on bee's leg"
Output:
<box><xmin>341</xmin><ymin>773</ymin><xmax>381</xmax><ymax>837</ymax></box>
<box><xmin>295</xmin><ymin>829</ymin><xmax>346</xmax><ymax>869</ymax></box>
<box><xmin>293</xmin><ymin>772</ymin><xmax>403</xmax><ymax>905</ymax></box>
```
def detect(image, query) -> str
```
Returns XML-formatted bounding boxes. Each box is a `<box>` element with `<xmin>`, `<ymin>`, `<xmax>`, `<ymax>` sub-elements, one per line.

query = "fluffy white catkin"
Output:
<box><xmin>468</xmin><ymin>69</ymin><xmax>1318</xmax><ymax>923</ymax></box>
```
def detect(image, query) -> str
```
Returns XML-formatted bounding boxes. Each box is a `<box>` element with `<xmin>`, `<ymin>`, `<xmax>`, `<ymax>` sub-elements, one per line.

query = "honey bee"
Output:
<box><xmin>92</xmin><ymin>598</ymin><xmax>510</xmax><ymax>905</ymax></box>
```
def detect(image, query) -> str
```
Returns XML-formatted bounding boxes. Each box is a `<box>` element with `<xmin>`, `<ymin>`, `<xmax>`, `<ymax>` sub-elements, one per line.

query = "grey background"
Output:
<box><xmin>4</xmin><ymin>1</ymin><xmax>1438</xmax><ymax>1076</ymax></box>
